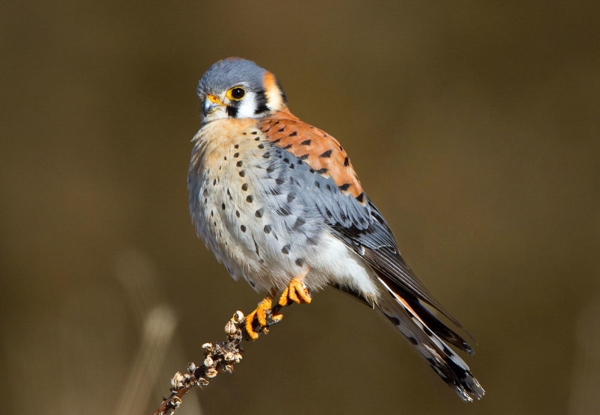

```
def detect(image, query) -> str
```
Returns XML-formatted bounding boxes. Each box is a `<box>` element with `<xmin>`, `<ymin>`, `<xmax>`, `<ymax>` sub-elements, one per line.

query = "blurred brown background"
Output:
<box><xmin>1</xmin><ymin>1</ymin><xmax>599</xmax><ymax>414</ymax></box>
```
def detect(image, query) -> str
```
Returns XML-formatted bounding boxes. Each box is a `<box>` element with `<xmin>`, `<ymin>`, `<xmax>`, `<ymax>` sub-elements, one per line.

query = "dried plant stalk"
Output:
<box><xmin>151</xmin><ymin>304</ymin><xmax>284</xmax><ymax>415</ymax></box>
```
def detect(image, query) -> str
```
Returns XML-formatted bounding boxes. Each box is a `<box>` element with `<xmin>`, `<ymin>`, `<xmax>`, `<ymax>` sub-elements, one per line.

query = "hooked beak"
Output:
<box><xmin>203</xmin><ymin>94</ymin><xmax>225</xmax><ymax>116</ymax></box>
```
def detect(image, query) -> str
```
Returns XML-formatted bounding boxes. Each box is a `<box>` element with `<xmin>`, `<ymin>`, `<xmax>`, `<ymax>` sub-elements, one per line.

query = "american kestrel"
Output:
<box><xmin>188</xmin><ymin>58</ymin><xmax>484</xmax><ymax>401</ymax></box>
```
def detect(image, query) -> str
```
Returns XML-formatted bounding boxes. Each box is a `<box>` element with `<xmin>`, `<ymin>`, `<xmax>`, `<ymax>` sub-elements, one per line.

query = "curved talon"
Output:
<box><xmin>245</xmin><ymin>297</ymin><xmax>282</xmax><ymax>340</ymax></box>
<box><xmin>278</xmin><ymin>278</ymin><xmax>312</xmax><ymax>307</ymax></box>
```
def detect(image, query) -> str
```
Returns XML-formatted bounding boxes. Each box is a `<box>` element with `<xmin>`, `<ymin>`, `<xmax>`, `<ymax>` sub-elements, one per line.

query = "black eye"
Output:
<box><xmin>230</xmin><ymin>87</ymin><xmax>245</xmax><ymax>99</ymax></box>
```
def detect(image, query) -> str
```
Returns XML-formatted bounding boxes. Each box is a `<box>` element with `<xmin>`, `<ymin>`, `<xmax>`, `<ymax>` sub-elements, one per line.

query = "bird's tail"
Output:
<box><xmin>376</xmin><ymin>277</ymin><xmax>485</xmax><ymax>402</ymax></box>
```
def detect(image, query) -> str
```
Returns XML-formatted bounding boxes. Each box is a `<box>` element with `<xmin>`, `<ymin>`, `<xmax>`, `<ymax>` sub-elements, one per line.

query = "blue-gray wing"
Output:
<box><xmin>262</xmin><ymin>144</ymin><xmax>471</xmax><ymax>339</ymax></box>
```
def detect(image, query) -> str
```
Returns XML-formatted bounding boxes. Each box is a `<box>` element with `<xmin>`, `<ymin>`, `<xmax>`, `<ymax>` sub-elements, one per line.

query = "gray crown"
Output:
<box><xmin>197</xmin><ymin>58</ymin><xmax>267</xmax><ymax>98</ymax></box>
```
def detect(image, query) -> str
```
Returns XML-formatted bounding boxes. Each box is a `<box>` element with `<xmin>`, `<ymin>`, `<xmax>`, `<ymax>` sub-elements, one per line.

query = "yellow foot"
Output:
<box><xmin>278</xmin><ymin>278</ymin><xmax>312</xmax><ymax>307</ymax></box>
<box><xmin>245</xmin><ymin>296</ymin><xmax>283</xmax><ymax>340</ymax></box>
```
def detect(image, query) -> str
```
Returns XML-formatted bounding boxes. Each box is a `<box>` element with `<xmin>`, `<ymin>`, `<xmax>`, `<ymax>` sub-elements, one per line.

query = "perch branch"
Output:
<box><xmin>151</xmin><ymin>303</ymin><xmax>285</xmax><ymax>415</ymax></box>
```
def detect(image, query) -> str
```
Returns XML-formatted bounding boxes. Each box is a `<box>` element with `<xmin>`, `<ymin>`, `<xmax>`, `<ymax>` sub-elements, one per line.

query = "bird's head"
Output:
<box><xmin>197</xmin><ymin>58</ymin><xmax>287</xmax><ymax>124</ymax></box>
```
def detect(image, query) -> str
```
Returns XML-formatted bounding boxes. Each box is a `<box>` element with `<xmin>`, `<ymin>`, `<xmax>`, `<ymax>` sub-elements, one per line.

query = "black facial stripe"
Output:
<box><xmin>275</xmin><ymin>78</ymin><xmax>287</xmax><ymax>104</ymax></box>
<box><xmin>254</xmin><ymin>89</ymin><xmax>269</xmax><ymax>115</ymax></box>
<box><xmin>226</xmin><ymin>105</ymin><xmax>238</xmax><ymax>118</ymax></box>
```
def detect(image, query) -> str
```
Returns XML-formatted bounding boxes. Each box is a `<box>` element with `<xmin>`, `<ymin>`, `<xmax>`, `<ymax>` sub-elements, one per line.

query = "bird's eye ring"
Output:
<box><xmin>228</xmin><ymin>87</ymin><xmax>246</xmax><ymax>100</ymax></box>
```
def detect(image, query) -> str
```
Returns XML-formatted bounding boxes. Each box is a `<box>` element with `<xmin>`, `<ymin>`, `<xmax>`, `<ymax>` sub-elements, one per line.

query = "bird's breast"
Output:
<box><xmin>188</xmin><ymin>119</ymin><xmax>326</xmax><ymax>292</ymax></box>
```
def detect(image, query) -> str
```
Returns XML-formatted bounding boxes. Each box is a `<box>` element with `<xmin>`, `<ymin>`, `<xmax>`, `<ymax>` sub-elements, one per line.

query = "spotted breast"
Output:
<box><xmin>188</xmin><ymin>116</ymin><xmax>302</xmax><ymax>289</ymax></box>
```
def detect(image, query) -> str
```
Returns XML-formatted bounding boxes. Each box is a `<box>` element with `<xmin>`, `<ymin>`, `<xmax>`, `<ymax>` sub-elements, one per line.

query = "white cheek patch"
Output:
<box><xmin>235</xmin><ymin>91</ymin><xmax>260</xmax><ymax>119</ymax></box>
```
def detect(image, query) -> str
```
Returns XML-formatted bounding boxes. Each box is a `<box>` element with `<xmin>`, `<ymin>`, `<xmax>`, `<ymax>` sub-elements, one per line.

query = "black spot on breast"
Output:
<box><xmin>319</xmin><ymin>149</ymin><xmax>332</xmax><ymax>158</ymax></box>
<box><xmin>242</xmin><ymin>183</ymin><xmax>248</xmax><ymax>191</ymax></box>
<box><xmin>233</xmin><ymin>152</ymin><xmax>239</xmax><ymax>158</ymax></box>
<box><xmin>258</xmin><ymin>144</ymin><xmax>264</xmax><ymax>149</ymax></box>
<box><xmin>287</xmin><ymin>194</ymin><xmax>296</xmax><ymax>203</ymax></box>
<box><xmin>240</xmin><ymin>225</ymin><xmax>246</xmax><ymax>232</ymax></box>
<box><xmin>300</xmin><ymin>139</ymin><xmax>311</xmax><ymax>146</ymax></box>
<box><xmin>263</xmin><ymin>225</ymin><xmax>272</xmax><ymax>234</ymax></box>
<box><xmin>293</xmin><ymin>217</ymin><xmax>305</xmax><ymax>229</ymax></box>
<box><xmin>344</xmin><ymin>157</ymin><xmax>349</xmax><ymax>166</ymax></box>
<box><xmin>281</xmin><ymin>244</ymin><xmax>290</xmax><ymax>254</ymax></box>
<box><xmin>252</xmin><ymin>131</ymin><xmax>258</xmax><ymax>135</ymax></box>
<box><xmin>239</xmin><ymin>170</ymin><xmax>246</xmax><ymax>177</ymax></box>
<box><xmin>221</xmin><ymin>203</ymin><xmax>226</xmax><ymax>210</ymax></box>
<box><xmin>255</xmin><ymin>208</ymin><xmax>264</xmax><ymax>218</ymax></box>
<box><xmin>236</xmin><ymin>161</ymin><xmax>243</xmax><ymax>167</ymax></box>
<box><xmin>234</xmin><ymin>144</ymin><xmax>239</xmax><ymax>149</ymax></box>
<box><xmin>235</xmin><ymin>210</ymin><xmax>240</xmax><ymax>218</ymax></box>
<box><xmin>246</xmin><ymin>195</ymin><xmax>253</xmax><ymax>203</ymax></box>
<box><xmin>314</xmin><ymin>181</ymin><xmax>320</xmax><ymax>188</ymax></box>
<box><xmin>276</xmin><ymin>206</ymin><xmax>291</xmax><ymax>216</ymax></box>
<box><xmin>356</xmin><ymin>192</ymin><xmax>365</xmax><ymax>203</ymax></box>
<box><xmin>275</xmin><ymin>178</ymin><xmax>284</xmax><ymax>185</ymax></box>
<box><xmin>213</xmin><ymin>179</ymin><xmax>217</xmax><ymax>185</ymax></box>
<box><xmin>295</xmin><ymin>258</ymin><xmax>305</xmax><ymax>267</ymax></box>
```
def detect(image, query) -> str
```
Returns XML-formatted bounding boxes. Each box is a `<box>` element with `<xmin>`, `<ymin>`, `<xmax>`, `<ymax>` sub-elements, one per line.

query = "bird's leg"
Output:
<box><xmin>278</xmin><ymin>271</ymin><xmax>312</xmax><ymax>307</ymax></box>
<box><xmin>244</xmin><ymin>290</ymin><xmax>283</xmax><ymax>340</ymax></box>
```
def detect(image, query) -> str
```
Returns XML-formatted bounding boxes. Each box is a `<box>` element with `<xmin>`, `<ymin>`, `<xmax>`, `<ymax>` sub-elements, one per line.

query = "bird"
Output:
<box><xmin>188</xmin><ymin>57</ymin><xmax>484</xmax><ymax>402</ymax></box>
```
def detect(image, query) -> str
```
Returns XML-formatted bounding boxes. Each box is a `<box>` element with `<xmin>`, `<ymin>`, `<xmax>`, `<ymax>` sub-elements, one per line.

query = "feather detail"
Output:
<box><xmin>259</xmin><ymin>109</ymin><xmax>365</xmax><ymax>203</ymax></box>
<box><xmin>377</xmin><ymin>277</ymin><xmax>485</xmax><ymax>402</ymax></box>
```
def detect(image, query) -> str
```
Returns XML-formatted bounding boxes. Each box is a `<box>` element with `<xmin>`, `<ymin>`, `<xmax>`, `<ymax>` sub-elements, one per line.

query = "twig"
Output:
<box><xmin>151</xmin><ymin>304</ymin><xmax>284</xmax><ymax>415</ymax></box>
